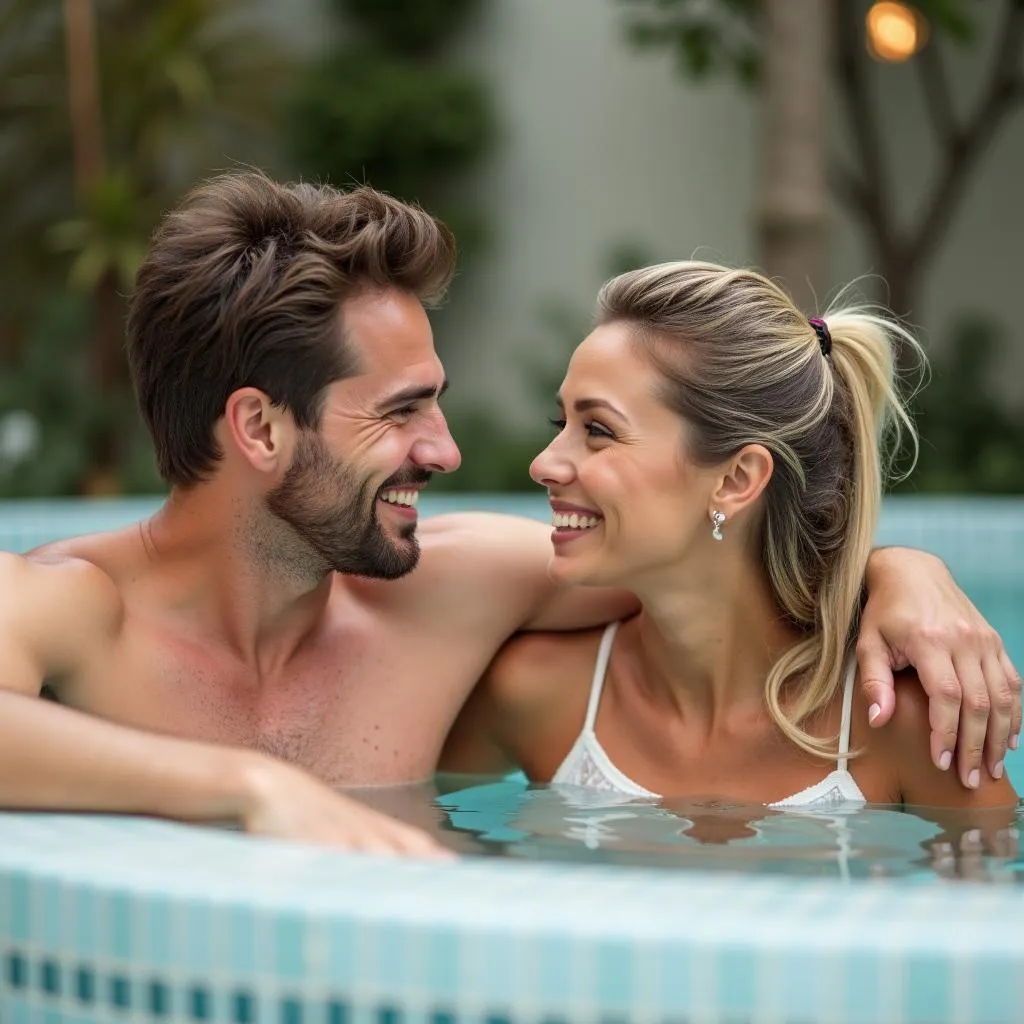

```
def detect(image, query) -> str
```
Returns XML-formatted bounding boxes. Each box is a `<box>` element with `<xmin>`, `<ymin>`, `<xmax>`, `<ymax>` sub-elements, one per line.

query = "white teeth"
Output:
<box><xmin>552</xmin><ymin>512</ymin><xmax>600</xmax><ymax>529</ymax></box>
<box><xmin>381</xmin><ymin>489</ymin><xmax>420</xmax><ymax>507</ymax></box>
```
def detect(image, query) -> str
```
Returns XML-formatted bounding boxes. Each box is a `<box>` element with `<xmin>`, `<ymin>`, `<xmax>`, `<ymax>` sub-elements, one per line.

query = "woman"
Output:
<box><xmin>443</xmin><ymin>262</ymin><xmax>1017</xmax><ymax>812</ymax></box>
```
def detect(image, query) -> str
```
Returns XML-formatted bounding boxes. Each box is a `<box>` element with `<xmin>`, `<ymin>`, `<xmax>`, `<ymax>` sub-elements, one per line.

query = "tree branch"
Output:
<box><xmin>907</xmin><ymin>0</ymin><xmax>1024</xmax><ymax>271</ymax></box>
<box><xmin>834</xmin><ymin>0</ymin><xmax>894</xmax><ymax>256</ymax></box>
<box><xmin>916</xmin><ymin>34</ymin><xmax>958</xmax><ymax>146</ymax></box>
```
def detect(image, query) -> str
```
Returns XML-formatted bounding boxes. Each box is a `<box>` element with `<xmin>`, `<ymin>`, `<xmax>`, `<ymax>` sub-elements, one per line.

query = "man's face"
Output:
<box><xmin>266</xmin><ymin>289</ymin><xmax>460</xmax><ymax>579</ymax></box>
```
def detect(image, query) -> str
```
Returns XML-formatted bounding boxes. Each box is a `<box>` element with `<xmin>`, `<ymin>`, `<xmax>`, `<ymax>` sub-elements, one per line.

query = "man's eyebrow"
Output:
<box><xmin>377</xmin><ymin>378</ymin><xmax>449</xmax><ymax>410</ymax></box>
<box><xmin>555</xmin><ymin>395</ymin><xmax>626</xmax><ymax>418</ymax></box>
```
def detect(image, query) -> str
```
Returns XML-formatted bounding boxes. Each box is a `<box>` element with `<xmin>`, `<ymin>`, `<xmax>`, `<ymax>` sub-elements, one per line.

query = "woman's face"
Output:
<box><xmin>530</xmin><ymin>322</ymin><xmax>719</xmax><ymax>588</ymax></box>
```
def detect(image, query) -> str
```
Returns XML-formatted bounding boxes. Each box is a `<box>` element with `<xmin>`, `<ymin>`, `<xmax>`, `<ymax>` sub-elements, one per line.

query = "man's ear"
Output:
<box><xmin>711</xmin><ymin>444</ymin><xmax>774</xmax><ymax>518</ymax></box>
<box><xmin>223</xmin><ymin>388</ymin><xmax>291</xmax><ymax>474</ymax></box>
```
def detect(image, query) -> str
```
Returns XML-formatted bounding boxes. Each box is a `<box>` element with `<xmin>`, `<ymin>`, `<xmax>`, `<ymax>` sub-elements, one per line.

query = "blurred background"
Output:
<box><xmin>0</xmin><ymin>0</ymin><xmax>1022</xmax><ymax>499</ymax></box>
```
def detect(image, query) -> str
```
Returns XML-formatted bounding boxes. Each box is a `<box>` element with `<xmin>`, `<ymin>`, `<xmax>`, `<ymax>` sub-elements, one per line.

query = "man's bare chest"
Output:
<box><xmin>59</xmin><ymin>614</ymin><xmax>496</xmax><ymax>786</ymax></box>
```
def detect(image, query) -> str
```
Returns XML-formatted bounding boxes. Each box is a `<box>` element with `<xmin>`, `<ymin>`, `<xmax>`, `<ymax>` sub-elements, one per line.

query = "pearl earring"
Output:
<box><xmin>711</xmin><ymin>509</ymin><xmax>726</xmax><ymax>541</ymax></box>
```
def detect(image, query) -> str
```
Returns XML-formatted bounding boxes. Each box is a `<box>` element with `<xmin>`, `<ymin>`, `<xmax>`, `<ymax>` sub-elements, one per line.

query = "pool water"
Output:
<box><xmin>332</xmin><ymin>775</ymin><xmax>1024</xmax><ymax>885</ymax></box>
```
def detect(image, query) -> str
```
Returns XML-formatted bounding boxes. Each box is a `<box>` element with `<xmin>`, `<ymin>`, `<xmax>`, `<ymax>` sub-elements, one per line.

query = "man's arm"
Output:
<box><xmin>0</xmin><ymin>554</ymin><xmax>449</xmax><ymax>857</ymax></box>
<box><xmin>857</xmin><ymin>547</ymin><xmax>1022</xmax><ymax>790</ymax></box>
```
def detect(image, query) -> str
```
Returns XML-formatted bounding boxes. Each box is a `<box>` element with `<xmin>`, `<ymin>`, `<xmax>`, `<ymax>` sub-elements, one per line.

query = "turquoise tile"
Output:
<box><xmin>109</xmin><ymin>975</ymin><xmax>132</xmax><ymax>1010</ymax></box>
<box><xmin>326</xmin><ymin>1001</ymin><xmax>350</xmax><ymax>1024</ymax></box>
<box><xmin>74</xmin><ymin>965</ymin><xmax>96</xmax><ymax>1004</ymax></box>
<box><xmin>274</xmin><ymin>912</ymin><xmax>306</xmax><ymax>979</ymax></box>
<box><xmin>281</xmin><ymin>997</ymin><xmax>303</xmax><ymax>1024</ymax></box>
<box><xmin>231</xmin><ymin>990</ymin><xmax>256</xmax><ymax>1023</ymax></box>
<box><xmin>6</xmin><ymin>950</ymin><xmax>28</xmax><ymax>989</ymax></box>
<box><xmin>109</xmin><ymin>891</ymin><xmax>133</xmax><ymax>959</ymax></box>
<box><xmin>368</xmin><ymin>921</ymin><xmax>407</xmax><ymax>990</ymax></box>
<box><xmin>190</xmin><ymin>985</ymin><xmax>212</xmax><ymax>1020</ymax></box>
<box><xmin>148</xmin><ymin>978</ymin><xmax>172</xmax><ymax>1017</ymax></box>
<box><xmin>40</xmin><ymin>958</ymin><xmax>61</xmax><ymax>995</ymax></box>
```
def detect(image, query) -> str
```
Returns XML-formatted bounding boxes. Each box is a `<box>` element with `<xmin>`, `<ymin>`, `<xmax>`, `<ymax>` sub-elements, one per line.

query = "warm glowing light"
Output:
<box><xmin>866</xmin><ymin>2</ymin><xmax>929</xmax><ymax>63</ymax></box>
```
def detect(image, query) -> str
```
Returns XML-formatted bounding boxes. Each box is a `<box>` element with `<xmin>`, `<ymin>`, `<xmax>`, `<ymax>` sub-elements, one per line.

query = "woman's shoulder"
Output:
<box><xmin>483</xmin><ymin>622</ymin><xmax>616</xmax><ymax>717</ymax></box>
<box><xmin>871</xmin><ymin>668</ymin><xmax>1017</xmax><ymax>808</ymax></box>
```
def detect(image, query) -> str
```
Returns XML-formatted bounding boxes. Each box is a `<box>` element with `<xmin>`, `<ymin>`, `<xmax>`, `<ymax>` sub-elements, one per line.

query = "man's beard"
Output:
<box><xmin>264</xmin><ymin>432</ymin><xmax>427</xmax><ymax>580</ymax></box>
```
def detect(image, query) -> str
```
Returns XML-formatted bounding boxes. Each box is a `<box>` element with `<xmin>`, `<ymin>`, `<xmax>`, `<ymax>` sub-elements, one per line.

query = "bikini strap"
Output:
<box><xmin>583</xmin><ymin>621</ymin><xmax>620</xmax><ymax>733</ymax></box>
<box><xmin>837</xmin><ymin>655</ymin><xmax>856</xmax><ymax>772</ymax></box>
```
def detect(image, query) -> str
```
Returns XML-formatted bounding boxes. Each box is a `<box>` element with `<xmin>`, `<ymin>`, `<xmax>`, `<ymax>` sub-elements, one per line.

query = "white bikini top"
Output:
<box><xmin>552</xmin><ymin>622</ymin><xmax>867</xmax><ymax>808</ymax></box>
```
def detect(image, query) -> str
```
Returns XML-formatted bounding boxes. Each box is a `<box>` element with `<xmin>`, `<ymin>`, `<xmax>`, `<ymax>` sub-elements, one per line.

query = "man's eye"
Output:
<box><xmin>390</xmin><ymin>405</ymin><xmax>417</xmax><ymax>420</ymax></box>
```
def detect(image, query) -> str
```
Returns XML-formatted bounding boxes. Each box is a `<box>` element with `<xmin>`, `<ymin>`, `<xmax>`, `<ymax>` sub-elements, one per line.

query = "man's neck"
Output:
<box><xmin>142</xmin><ymin>486</ymin><xmax>334</xmax><ymax>674</ymax></box>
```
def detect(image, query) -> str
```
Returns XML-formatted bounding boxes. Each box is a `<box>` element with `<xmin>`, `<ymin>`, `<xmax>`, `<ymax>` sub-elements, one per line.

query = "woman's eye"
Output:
<box><xmin>548</xmin><ymin>417</ymin><xmax>566</xmax><ymax>432</ymax></box>
<box><xmin>586</xmin><ymin>421</ymin><xmax>614</xmax><ymax>440</ymax></box>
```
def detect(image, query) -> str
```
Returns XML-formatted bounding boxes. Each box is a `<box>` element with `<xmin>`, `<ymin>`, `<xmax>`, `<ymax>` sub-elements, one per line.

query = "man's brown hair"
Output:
<box><xmin>127</xmin><ymin>172</ymin><xmax>457</xmax><ymax>487</ymax></box>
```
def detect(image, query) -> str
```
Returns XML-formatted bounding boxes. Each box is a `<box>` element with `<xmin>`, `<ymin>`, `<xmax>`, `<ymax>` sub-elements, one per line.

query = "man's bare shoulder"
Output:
<box><xmin>419</xmin><ymin>511</ymin><xmax>549</xmax><ymax>559</ymax></box>
<box><xmin>409</xmin><ymin>512</ymin><xmax>550</xmax><ymax>592</ymax></box>
<box><xmin>0</xmin><ymin>545</ymin><xmax>125</xmax><ymax>686</ymax></box>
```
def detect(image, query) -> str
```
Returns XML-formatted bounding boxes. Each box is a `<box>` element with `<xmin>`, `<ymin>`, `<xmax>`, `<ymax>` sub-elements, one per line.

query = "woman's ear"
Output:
<box><xmin>223</xmin><ymin>388</ymin><xmax>292</xmax><ymax>474</ymax></box>
<box><xmin>711</xmin><ymin>444</ymin><xmax>774</xmax><ymax>518</ymax></box>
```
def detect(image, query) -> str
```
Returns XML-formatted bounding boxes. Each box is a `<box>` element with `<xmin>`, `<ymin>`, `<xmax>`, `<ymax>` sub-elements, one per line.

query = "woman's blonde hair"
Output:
<box><xmin>596</xmin><ymin>261</ymin><xmax>923</xmax><ymax>758</ymax></box>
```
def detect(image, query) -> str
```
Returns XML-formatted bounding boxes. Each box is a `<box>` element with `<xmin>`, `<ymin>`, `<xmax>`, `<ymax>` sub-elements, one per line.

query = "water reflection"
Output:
<box><xmin>351</xmin><ymin>774</ymin><xmax>1023</xmax><ymax>884</ymax></box>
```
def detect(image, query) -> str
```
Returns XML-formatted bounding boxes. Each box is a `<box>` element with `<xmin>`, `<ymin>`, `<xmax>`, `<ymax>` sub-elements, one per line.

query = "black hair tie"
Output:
<box><xmin>808</xmin><ymin>317</ymin><xmax>832</xmax><ymax>358</ymax></box>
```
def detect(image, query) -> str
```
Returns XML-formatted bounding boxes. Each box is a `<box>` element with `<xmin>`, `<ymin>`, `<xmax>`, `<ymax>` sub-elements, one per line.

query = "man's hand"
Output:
<box><xmin>240</xmin><ymin>758</ymin><xmax>455</xmax><ymax>859</ymax></box>
<box><xmin>857</xmin><ymin>548</ymin><xmax>1022</xmax><ymax>789</ymax></box>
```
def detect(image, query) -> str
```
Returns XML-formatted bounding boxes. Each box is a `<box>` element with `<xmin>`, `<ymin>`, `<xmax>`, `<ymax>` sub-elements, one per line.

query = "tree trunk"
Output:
<box><xmin>754</xmin><ymin>0</ymin><xmax>834</xmax><ymax>314</ymax></box>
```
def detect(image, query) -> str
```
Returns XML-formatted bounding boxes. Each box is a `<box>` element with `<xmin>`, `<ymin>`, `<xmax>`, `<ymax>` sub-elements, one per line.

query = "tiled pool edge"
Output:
<box><xmin>2</xmin><ymin>814</ymin><xmax>1023</xmax><ymax>1023</ymax></box>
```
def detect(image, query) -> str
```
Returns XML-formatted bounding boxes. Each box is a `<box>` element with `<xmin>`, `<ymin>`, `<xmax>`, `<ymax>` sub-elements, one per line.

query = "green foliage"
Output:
<box><xmin>336</xmin><ymin>0</ymin><xmax>481</xmax><ymax>54</ymax></box>
<box><xmin>288</xmin><ymin>51</ymin><xmax>492</xmax><ymax>205</ymax></box>
<box><xmin>0</xmin><ymin>0</ymin><xmax>295</xmax><ymax>494</ymax></box>
<box><xmin>0</xmin><ymin>292</ymin><xmax>163</xmax><ymax>497</ymax></box>
<box><xmin>896</xmin><ymin>316</ymin><xmax>1024</xmax><ymax>494</ymax></box>
<box><xmin>286</xmin><ymin>0</ymin><xmax>493</xmax><ymax>247</ymax></box>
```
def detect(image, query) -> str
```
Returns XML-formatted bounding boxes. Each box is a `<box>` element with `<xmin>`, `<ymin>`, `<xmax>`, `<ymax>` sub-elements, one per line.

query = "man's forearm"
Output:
<box><xmin>0</xmin><ymin>690</ymin><xmax>261</xmax><ymax>824</ymax></box>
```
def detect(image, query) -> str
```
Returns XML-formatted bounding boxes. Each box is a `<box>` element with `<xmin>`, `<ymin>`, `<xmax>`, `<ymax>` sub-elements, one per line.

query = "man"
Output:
<box><xmin>0</xmin><ymin>174</ymin><xmax>1018</xmax><ymax>856</ymax></box>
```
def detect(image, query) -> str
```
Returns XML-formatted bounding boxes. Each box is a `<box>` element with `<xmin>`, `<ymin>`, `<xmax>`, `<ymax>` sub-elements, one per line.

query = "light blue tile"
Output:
<box><xmin>186</xmin><ymin>900</ymin><xmax>214</xmax><ymax>971</ymax></box>
<box><xmin>536</xmin><ymin>934</ymin><xmax>569</xmax><ymax>1004</ymax></box>
<box><xmin>593</xmin><ymin>939</ymin><xmax>633</xmax><ymax>1012</ymax></box>
<box><xmin>40</xmin><ymin>878</ymin><xmax>62</xmax><ymax>948</ymax></box>
<box><xmin>422</xmin><ymin>927</ymin><xmax>460</xmax><ymax>997</ymax></box>
<box><xmin>274</xmin><ymin>912</ymin><xmax>306</xmax><ymax>980</ymax></box>
<box><xmin>966</xmin><ymin>953</ymin><xmax>1020</xmax><ymax>1022</ymax></box>
<box><xmin>905</xmin><ymin>954</ymin><xmax>953</xmax><ymax>1023</ymax></box>
<box><xmin>369</xmin><ymin>921</ymin><xmax>408</xmax><ymax>991</ymax></box>
<box><xmin>228</xmin><ymin>905</ymin><xmax>257</xmax><ymax>973</ymax></box>
<box><xmin>326</xmin><ymin>919</ymin><xmax>356</xmax><ymax>985</ymax></box>
<box><xmin>477</xmin><ymin>932</ymin><xmax>518</xmax><ymax>1005</ymax></box>
<box><xmin>109</xmin><ymin>891</ymin><xmax>133</xmax><ymax>959</ymax></box>
<box><xmin>714</xmin><ymin>944</ymin><xmax>755</xmax><ymax>1019</ymax></box>
<box><xmin>9</xmin><ymin>870</ymin><xmax>30</xmax><ymax>940</ymax></box>
<box><xmin>146</xmin><ymin>895</ymin><xmax>174</xmax><ymax>967</ymax></box>
<box><xmin>73</xmin><ymin>884</ymin><xmax>96</xmax><ymax>956</ymax></box>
